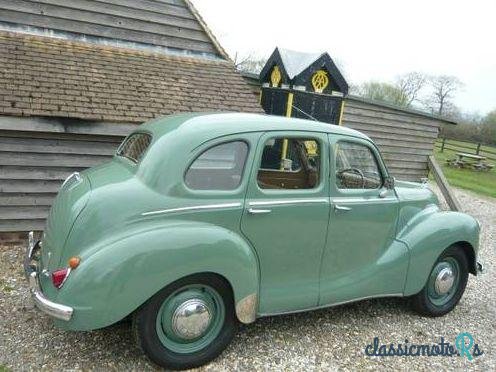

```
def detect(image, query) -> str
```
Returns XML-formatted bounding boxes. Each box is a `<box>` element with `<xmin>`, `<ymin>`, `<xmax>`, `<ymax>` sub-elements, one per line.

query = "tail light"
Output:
<box><xmin>52</xmin><ymin>268</ymin><xmax>70</xmax><ymax>289</ymax></box>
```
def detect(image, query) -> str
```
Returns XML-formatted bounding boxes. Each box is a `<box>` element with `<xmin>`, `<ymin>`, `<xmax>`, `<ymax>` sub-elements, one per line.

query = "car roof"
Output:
<box><xmin>139</xmin><ymin>112</ymin><xmax>371</xmax><ymax>142</ymax></box>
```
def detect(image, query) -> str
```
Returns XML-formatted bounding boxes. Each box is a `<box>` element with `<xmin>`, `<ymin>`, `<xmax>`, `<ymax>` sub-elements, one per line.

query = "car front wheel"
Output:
<box><xmin>411</xmin><ymin>245</ymin><xmax>469</xmax><ymax>317</ymax></box>
<box><xmin>133</xmin><ymin>274</ymin><xmax>236</xmax><ymax>370</ymax></box>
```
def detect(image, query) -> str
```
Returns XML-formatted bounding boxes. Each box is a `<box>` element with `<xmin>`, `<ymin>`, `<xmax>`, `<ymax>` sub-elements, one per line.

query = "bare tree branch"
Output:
<box><xmin>233</xmin><ymin>51</ymin><xmax>267</xmax><ymax>74</ymax></box>
<box><xmin>395</xmin><ymin>72</ymin><xmax>426</xmax><ymax>107</ymax></box>
<box><xmin>425</xmin><ymin>75</ymin><xmax>464</xmax><ymax>116</ymax></box>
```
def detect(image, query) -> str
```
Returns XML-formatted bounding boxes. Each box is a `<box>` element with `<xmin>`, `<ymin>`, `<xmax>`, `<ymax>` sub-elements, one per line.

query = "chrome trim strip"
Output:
<box><xmin>61</xmin><ymin>172</ymin><xmax>81</xmax><ymax>188</ymax></box>
<box><xmin>142</xmin><ymin>202</ymin><xmax>242</xmax><ymax>216</ymax></box>
<box><xmin>27</xmin><ymin>231</ymin><xmax>35</xmax><ymax>259</ymax></box>
<box><xmin>249</xmin><ymin>198</ymin><xmax>328</xmax><ymax>207</ymax></box>
<box><xmin>258</xmin><ymin>293</ymin><xmax>403</xmax><ymax>317</ymax></box>
<box><xmin>59</xmin><ymin>268</ymin><xmax>72</xmax><ymax>289</ymax></box>
<box><xmin>330</xmin><ymin>197</ymin><xmax>397</xmax><ymax>204</ymax></box>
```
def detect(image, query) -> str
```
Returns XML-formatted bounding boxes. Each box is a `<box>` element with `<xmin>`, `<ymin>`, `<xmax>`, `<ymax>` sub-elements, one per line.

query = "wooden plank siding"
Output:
<box><xmin>0</xmin><ymin>0</ymin><xmax>221</xmax><ymax>56</ymax></box>
<box><xmin>342</xmin><ymin>98</ymin><xmax>441</xmax><ymax>181</ymax></box>
<box><xmin>0</xmin><ymin>98</ymin><xmax>448</xmax><ymax>231</ymax></box>
<box><xmin>0</xmin><ymin>121</ymin><xmax>124</xmax><ymax>232</ymax></box>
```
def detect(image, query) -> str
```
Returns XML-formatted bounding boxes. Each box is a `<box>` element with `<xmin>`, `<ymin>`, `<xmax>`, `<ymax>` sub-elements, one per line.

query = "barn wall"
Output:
<box><xmin>342</xmin><ymin>98</ymin><xmax>442</xmax><ymax>181</ymax></box>
<box><xmin>0</xmin><ymin>101</ymin><xmax>446</xmax><ymax>232</ymax></box>
<box><xmin>0</xmin><ymin>117</ymin><xmax>133</xmax><ymax>232</ymax></box>
<box><xmin>0</xmin><ymin>0</ymin><xmax>222</xmax><ymax>56</ymax></box>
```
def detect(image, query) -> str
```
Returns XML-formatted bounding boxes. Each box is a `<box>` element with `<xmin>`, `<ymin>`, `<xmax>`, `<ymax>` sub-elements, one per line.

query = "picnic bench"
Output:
<box><xmin>446</xmin><ymin>152</ymin><xmax>494</xmax><ymax>171</ymax></box>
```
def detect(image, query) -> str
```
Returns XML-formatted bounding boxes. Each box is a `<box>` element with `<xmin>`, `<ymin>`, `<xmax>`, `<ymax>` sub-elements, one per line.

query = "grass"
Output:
<box><xmin>0</xmin><ymin>365</ymin><xmax>11</xmax><ymax>372</ymax></box>
<box><xmin>433</xmin><ymin>147</ymin><xmax>496</xmax><ymax>198</ymax></box>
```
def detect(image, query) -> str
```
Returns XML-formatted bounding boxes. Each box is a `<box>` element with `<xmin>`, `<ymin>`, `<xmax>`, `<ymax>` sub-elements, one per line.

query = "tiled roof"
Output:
<box><xmin>0</xmin><ymin>31</ymin><xmax>263</xmax><ymax>123</ymax></box>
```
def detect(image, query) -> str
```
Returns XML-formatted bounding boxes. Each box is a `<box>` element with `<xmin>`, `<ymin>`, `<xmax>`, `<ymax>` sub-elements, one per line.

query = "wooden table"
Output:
<box><xmin>455</xmin><ymin>152</ymin><xmax>486</xmax><ymax>163</ymax></box>
<box><xmin>447</xmin><ymin>152</ymin><xmax>493</xmax><ymax>171</ymax></box>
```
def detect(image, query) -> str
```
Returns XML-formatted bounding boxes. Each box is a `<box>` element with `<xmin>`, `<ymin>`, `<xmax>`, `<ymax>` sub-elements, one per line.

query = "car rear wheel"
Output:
<box><xmin>133</xmin><ymin>274</ymin><xmax>236</xmax><ymax>370</ymax></box>
<box><xmin>411</xmin><ymin>245</ymin><xmax>469</xmax><ymax>317</ymax></box>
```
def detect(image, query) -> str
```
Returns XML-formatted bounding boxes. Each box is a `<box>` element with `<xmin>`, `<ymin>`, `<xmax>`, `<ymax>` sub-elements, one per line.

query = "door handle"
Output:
<box><xmin>247</xmin><ymin>208</ymin><xmax>272</xmax><ymax>215</ymax></box>
<box><xmin>334</xmin><ymin>204</ymin><xmax>352</xmax><ymax>212</ymax></box>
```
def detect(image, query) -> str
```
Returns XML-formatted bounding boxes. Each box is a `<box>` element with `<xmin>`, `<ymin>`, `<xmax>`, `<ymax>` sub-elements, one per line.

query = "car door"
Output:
<box><xmin>319</xmin><ymin>134</ymin><xmax>409</xmax><ymax>306</ymax></box>
<box><xmin>241</xmin><ymin>131</ymin><xmax>330</xmax><ymax>314</ymax></box>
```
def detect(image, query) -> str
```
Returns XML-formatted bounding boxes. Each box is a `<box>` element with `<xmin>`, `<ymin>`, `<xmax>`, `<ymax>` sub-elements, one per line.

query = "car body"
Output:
<box><xmin>24</xmin><ymin>112</ymin><xmax>482</xmax><ymax>369</ymax></box>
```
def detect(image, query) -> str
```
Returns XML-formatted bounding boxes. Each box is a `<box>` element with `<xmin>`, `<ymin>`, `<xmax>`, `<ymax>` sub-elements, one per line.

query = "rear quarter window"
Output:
<box><xmin>185</xmin><ymin>141</ymin><xmax>249</xmax><ymax>190</ymax></box>
<box><xmin>117</xmin><ymin>133</ymin><xmax>152</xmax><ymax>163</ymax></box>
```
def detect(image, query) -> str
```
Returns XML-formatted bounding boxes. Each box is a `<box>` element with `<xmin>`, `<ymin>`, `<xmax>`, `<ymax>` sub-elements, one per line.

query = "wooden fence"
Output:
<box><xmin>435</xmin><ymin>138</ymin><xmax>496</xmax><ymax>162</ymax></box>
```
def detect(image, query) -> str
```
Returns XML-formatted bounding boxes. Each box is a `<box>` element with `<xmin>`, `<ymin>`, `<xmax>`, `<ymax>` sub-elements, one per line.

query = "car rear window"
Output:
<box><xmin>117</xmin><ymin>133</ymin><xmax>152</xmax><ymax>163</ymax></box>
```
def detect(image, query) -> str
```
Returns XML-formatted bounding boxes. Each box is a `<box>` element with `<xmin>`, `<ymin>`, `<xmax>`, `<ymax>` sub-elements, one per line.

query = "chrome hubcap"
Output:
<box><xmin>434</xmin><ymin>267</ymin><xmax>455</xmax><ymax>295</ymax></box>
<box><xmin>171</xmin><ymin>299</ymin><xmax>212</xmax><ymax>340</ymax></box>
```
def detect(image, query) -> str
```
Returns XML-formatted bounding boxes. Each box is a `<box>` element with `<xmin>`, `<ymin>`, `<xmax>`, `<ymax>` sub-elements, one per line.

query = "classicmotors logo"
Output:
<box><xmin>364</xmin><ymin>333</ymin><xmax>484</xmax><ymax>360</ymax></box>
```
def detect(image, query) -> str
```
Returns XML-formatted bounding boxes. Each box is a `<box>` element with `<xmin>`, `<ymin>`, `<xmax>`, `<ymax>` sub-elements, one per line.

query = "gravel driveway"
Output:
<box><xmin>1</xmin><ymin>186</ymin><xmax>494</xmax><ymax>371</ymax></box>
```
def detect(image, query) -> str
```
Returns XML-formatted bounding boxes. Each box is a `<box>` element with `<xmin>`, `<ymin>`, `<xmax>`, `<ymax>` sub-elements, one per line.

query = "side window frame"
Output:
<box><xmin>181</xmin><ymin>133</ymin><xmax>262</xmax><ymax>197</ymax></box>
<box><xmin>330</xmin><ymin>135</ymin><xmax>389</xmax><ymax>197</ymax></box>
<box><xmin>183</xmin><ymin>139</ymin><xmax>250</xmax><ymax>192</ymax></box>
<box><xmin>251</xmin><ymin>131</ymin><xmax>328</xmax><ymax>196</ymax></box>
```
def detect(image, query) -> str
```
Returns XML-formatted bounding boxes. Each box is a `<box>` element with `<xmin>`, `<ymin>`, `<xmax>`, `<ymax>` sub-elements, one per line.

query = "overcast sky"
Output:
<box><xmin>192</xmin><ymin>0</ymin><xmax>495</xmax><ymax>116</ymax></box>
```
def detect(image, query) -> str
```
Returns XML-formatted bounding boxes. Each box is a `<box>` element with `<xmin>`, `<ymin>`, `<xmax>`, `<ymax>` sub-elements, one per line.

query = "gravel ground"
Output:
<box><xmin>1</xmin><ymin>186</ymin><xmax>494</xmax><ymax>371</ymax></box>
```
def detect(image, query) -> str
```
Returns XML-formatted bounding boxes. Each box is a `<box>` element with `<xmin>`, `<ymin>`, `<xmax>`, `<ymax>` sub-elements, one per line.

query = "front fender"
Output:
<box><xmin>399</xmin><ymin>207</ymin><xmax>480</xmax><ymax>296</ymax></box>
<box><xmin>54</xmin><ymin>220</ymin><xmax>259</xmax><ymax>330</ymax></box>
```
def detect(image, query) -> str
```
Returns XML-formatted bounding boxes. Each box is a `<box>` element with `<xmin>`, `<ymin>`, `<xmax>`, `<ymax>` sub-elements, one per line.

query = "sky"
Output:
<box><xmin>191</xmin><ymin>0</ymin><xmax>496</xmax><ymax>116</ymax></box>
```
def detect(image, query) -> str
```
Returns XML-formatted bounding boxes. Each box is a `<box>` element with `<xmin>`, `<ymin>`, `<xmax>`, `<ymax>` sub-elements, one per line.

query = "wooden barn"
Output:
<box><xmin>0</xmin><ymin>0</ymin><xmax>262</xmax><ymax>235</ymax></box>
<box><xmin>244</xmin><ymin>47</ymin><xmax>456</xmax><ymax>182</ymax></box>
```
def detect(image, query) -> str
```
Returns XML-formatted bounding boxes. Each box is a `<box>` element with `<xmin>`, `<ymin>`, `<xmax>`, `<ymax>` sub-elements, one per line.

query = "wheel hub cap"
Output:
<box><xmin>171</xmin><ymin>299</ymin><xmax>212</xmax><ymax>340</ymax></box>
<box><xmin>434</xmin><ymin>267</ymin><xmax>455</xmax><ymax>295</ymax></box>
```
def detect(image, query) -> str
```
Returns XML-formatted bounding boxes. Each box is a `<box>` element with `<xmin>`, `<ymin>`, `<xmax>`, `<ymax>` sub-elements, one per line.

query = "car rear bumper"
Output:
<box><xmin>24</xmin><ymin>231</ymin><xmax>73</xmax><ymax>321</ymax></box>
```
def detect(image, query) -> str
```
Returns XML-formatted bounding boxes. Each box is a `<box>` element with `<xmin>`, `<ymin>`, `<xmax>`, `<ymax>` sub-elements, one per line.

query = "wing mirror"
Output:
<box><xmin>384</xmin><ymin>176</ymin><xmax>395</xmax><ymax>190</ymax></box>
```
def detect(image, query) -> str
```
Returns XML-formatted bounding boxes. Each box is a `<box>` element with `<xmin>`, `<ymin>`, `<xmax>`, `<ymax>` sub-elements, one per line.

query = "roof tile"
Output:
<box><xmin>0</xmin><ymin>31</ymin><xmax>262</xmax><ymax>123</ymax></box>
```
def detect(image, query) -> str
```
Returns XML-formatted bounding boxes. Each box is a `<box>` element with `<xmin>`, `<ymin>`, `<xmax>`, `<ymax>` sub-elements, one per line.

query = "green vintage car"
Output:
<box><xmin>25</xmin><ymin>113</ymin><xmax>482</xmax><ymax>369</ymax></box>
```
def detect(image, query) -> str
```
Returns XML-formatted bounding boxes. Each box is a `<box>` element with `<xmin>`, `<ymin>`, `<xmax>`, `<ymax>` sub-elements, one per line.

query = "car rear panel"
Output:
<box><xmin>41</xmin><ymin>173</ymin><xmax>91</xmax><ymax>273</ymax></box>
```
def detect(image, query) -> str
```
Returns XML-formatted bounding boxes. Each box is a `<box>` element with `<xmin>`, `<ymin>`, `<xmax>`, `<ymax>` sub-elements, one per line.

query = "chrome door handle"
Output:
<box><xmin>379</xmin><ymin>189</ymin><xmax>388</xmax><ymax>198</ymax></box>
<box><xmin>248</xmin><ymin>208</ymin><xmax>272</xmax><ymax>215</ymax></box>
<box><xmin>334</xmin><ymin>204</ymin><xmax>352</xmax><ymax>212</ymax></box>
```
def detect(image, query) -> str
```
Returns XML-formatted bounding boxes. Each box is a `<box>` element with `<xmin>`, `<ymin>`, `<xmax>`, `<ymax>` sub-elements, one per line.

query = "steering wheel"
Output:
<box><xmin>337</xmin><ymin>168</ymin><xmax>365</xmax><ymax>188</ymax></box>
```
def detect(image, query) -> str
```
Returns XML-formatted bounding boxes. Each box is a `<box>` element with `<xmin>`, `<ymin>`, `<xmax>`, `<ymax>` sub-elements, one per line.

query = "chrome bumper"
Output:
<box><xmin>24</xmin><ymin>231</ymin><xmax>73</xmax><ymax>321</ymax></box>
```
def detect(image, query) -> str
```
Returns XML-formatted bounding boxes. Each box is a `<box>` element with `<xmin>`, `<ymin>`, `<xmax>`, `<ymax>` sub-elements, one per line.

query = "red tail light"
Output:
<box><xmin>51</xmin><ymin>268</ymin><xmax>70</xmax><ymax>289</ymax></box>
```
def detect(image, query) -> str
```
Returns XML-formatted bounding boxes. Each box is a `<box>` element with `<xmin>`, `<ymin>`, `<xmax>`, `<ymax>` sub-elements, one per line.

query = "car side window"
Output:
<box><xmin>257</xmin><ymin>138</ymin><xmax>320</xmax><ymax>189</ymax></box>
<box><xmin>335</xmin><ymin>141</ymin><xmax>382</xmax><ymax>189</ymax></box>
<box><xmin>185</xmin><ymin>141</ymin><xmax>248</xmax><ymax>190</ymax></box>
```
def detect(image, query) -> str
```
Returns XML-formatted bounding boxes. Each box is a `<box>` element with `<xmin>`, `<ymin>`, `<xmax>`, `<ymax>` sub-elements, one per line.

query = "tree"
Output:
<box><xmin>481</xmin><ymin>109</ymin><xmax>496</xmax><ymax>143</ymax></box>
<box><xmin>439</xmin><ymin>121</ymin><xmax>482</xmax><ymax>143</ymax></box>
<box><xmin>425</xmin><ymin>75</ymin><xmax>464</xmax><ymax>116</ymax></box>
<box><xmin>355</xmin><ymin>81</ymin><xmax>409</xmax><ymax>107</ymax></box>
<box><xmin>233</xmin><ymin>52</ymin><xmax>267</xmax><ymax>74</ymax></box>
<box><xmin>395</xmin><ymin>72</ymin><xmax>426</xmax><ymax>107</ymax></box>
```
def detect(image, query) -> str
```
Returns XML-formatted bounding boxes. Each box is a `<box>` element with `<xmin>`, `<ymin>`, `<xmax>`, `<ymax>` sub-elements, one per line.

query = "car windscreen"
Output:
<box><xmin>116</xmin><ymin>132</ymin><xmax>152</xmax><ymax>163</ymax></box>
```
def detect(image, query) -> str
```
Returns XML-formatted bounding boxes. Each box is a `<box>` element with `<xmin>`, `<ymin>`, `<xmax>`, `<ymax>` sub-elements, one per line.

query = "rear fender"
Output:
<box><xmin>54</xmin><ymin>220</ymin><xmax>259</xmax><ymax>330</ymax></box>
